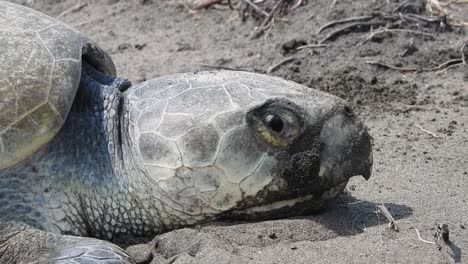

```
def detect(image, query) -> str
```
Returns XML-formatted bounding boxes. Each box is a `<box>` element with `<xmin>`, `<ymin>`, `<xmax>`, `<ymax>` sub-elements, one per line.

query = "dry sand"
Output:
<box><xmin>8</xmin><ymin>0</ymin><xmax>468</xmax><ymax>263</ymax></box>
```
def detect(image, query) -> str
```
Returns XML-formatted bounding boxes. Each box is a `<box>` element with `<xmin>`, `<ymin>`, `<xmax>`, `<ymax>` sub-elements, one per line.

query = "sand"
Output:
<box><xmin>7</xmin><ymin>0</ymin><xmax>468</xmax><ymax>263</ymax></box>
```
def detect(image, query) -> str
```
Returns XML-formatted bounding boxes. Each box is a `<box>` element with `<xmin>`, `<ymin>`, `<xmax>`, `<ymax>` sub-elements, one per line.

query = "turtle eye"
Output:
<box><xmin>265</xmin><ymin>114</ymin><xmax>284</xmax><ymax>133</ymax></box>
<box><xmin>257</xmin><ymin>111</ymin><xmax>301</xmax><ymax>147</ymax></box>
<box><xmin>246</xmin><ymin>99</ymin><xmax>304</xmax><ymax>148</ymax></box>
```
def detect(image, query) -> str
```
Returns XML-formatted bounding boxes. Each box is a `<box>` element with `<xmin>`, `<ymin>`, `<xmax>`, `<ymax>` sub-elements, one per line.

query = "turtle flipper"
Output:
<box><xmin>0</xmin><ymin>220</ymin><xmax>135</xmax><ymax>264</ymax></box>
<box><xmin>52</xmin><ymin>239</ymin><xmax>134</xmax><ymax>264</ymax></box>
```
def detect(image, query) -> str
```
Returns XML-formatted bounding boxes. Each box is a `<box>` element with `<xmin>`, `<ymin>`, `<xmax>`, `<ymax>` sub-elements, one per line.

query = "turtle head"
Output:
<box><xmin>225</xmin><ymin>96</ymin><xmax>373</xmax><ymax>219</ymax></box>
<box><xmin>123</xmin><ymin>72</ymin><xmax>372</xmax><ymax>223</ymax></box>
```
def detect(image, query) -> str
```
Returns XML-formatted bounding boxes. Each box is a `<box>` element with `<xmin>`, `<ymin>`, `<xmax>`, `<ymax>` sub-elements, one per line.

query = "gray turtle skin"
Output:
<box><xmin>0</xmin><ymin>2</ymin><xmax>373</xmax><ymax>264</ymax></box>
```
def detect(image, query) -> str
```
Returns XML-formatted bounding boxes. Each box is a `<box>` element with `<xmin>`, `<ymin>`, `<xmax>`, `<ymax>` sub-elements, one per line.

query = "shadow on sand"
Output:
<box><xmin>310</xmin><ymin>193</ymin><xmax>414</xmax><ymax>236</ymax></box>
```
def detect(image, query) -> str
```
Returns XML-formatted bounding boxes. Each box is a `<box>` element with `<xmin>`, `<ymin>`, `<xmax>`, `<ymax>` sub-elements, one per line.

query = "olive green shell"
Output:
<box><xmin>0</xmin><ymin>2</ymin><xmax>115</xmax><ymax>170</ymax></box>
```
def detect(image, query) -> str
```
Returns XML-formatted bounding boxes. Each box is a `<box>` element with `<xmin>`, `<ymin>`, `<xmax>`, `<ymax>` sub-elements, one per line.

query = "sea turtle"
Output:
<box><xmin>0</xmin><ymin>2</ymin><xmax>373</xmax><ymax>263</ymax></box>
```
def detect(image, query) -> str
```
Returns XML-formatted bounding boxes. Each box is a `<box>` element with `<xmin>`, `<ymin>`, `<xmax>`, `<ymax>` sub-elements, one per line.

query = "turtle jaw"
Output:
<box><xmin>219</xmin><ymin>181</ymin><xmax>348</xmax><ymax>221</ymax></box>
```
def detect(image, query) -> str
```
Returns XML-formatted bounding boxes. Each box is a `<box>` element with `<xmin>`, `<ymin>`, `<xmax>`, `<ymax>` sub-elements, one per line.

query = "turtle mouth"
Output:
<box><xmin>220</xmin><ymin>182</ymin><xmax>347</xmax><ymax>221</ymax></box>
<box><xmin>241</xmin><ymin>194</ymin><xmax>316</xmax><ymax>214</ymax></box>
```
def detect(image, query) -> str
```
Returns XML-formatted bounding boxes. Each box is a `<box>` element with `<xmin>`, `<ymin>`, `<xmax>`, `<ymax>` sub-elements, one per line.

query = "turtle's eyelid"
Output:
<box><xmin>246</xmin><ymin>99</ymin><xmax>306</xmax><ymax>129</ymax></box>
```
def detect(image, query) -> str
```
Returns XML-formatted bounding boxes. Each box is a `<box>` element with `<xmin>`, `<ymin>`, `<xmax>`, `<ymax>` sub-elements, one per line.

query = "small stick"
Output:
<box><xmin>242</xmin><ymin>0</ymin><xmax>269</xmax><ymax>16</ymax></box>
<box><xmin>434</xmin><ymin>224</ymin><xmax>461</xmax><ymax>263</ymax></box>
<box><xmin>56</xmin><ymin>2</ymin><xmax>88</xmax><ymax>19</ymax></box>
<box><xmin>319</xmin><ymin>21</ymin><xmax>386</xmax><ymax>43</ymax></box>
<box><xmin>267</xmin><ymin>57</ymin><xmax>295</xmax><ymax>73</ymax></box>
<box><xmin>188</xmin><ymin>0</ymin><xmax>222</xmax><ymax>10</ymax></box>
<box><xmin>290</xmin><ymin>0</ymin><xmax>303</xmax><ymax>10</ymax></box>
<box><xmin>425</xmin><ymin>59</ymin><xmax>463</xmax><ymax>71</ymax></box>
<box><xmin>366</xmin><ymin>59</ymin><xmax>463</xmax><ymax>72</ymax></box>
<box><xmin>227</xmin><ymin>0</ymin><xmax>233</xmax><ymax>10</ymax></box>
<box><xmin>249</xmin><ymin>0</ymin><xmax>284</xmax><ymax>39</ymax></box>
<box><xmin>436</xmin><ymin>62</ymin><xmax>463</xmax><ymax>73</ymax></box>
<box><xmin>390</xmin><ymin>102</ymin><xmax>429</xmax><ymax>111</ymax></box>
<box><xmin>461</xmin><ymin>42</ymin><xmax>467</xmax><ymax>65</ymax></box>
<box><xmin>317</xmin><ymin>15</ymin><xmax>375</xmax><ymax>34</ymax></box>
<box><xmin>405</xmin><ymin>13</ymin><xmax>446</xmax><ymax>23</ymax></box>
<box><xmin>414</xmin><ymin>229</ymin><xmax>436</xmax><ymax>245</ymax></box>
<box><xmin>426</xmin><ymin>0</ymin><xmax>468</xmax><ymax>9</ymax></box>
<box><xmin>0</xmin><ymin>138</ymin><xmax>4</xmax><ymax>161</ymax></box>
<box><xmin>263</xmin><ymin>15</ymin><xmax>277</xmax><ymax>40</ymax></box>
<box><xmin>376</xmin><ymin>204</ymin><xmax>398</xmax><ymax>231</ymax></box>
<box><xmin>331</xmin><ymin>0</ymin><xmax>338</xmax><ymax>9</ymax></box>
<box><xmin>296</xmin><ymin>44</ymin><xmax>329</xmax><ymax>50</ymax></box>
<box><xmin>72</xmin><ymin>18</ymin><xmax>100</xmax><ymax>27</ymax></box>
<box><xmin>393</xmin><ymin>0</ymin><xmax>411</xmax><ymax>13</ymax></box>
<box><xmin>435</xmin><ymin>224</ymin><xmax>450</xmax><ymax>244</ymax></box>
<box><xmin>366</xmin><ymin>61</ymin><xmax>419</xmax><ymax>72</ymax></box>
<box><xmin>397</xmin><ymin>13</ymin><xmax>421</xmax><ymax>24</ymax></box>
<box><xmin>360</xmin><ymin>28</ymin><xmax>435</xmax><ymax>45</ymax></box>
<box><xmin>415</xmin><ymin>124</ymin><xmax>440</xmax><ymax>138</ymax></box>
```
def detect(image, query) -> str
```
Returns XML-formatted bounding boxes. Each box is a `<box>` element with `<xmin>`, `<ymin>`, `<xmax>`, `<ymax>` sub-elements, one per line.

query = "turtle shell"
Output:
<box><xmin>0</xmin><ymin>2</ymin><xmax>116</xmax><ymax>170</ymax></box>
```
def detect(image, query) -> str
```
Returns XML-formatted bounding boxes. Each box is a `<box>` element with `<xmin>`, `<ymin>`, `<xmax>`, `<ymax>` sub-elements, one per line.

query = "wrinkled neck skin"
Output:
<box><xmin>0</xmin><ymin>67</ymin><xmax>183</xmax><ymax>242</ymax></box>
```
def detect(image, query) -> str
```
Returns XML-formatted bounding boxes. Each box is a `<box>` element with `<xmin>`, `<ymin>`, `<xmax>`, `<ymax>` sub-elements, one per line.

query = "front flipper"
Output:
<box><xmin>53</xmin><ymin>239</ymin><xmax>133</xmax><ymax>264</ymax></box>
<box><xmin>0</xmin><ymin>221</ymin><xmax>135</xmax><ymax>264</ymax></box>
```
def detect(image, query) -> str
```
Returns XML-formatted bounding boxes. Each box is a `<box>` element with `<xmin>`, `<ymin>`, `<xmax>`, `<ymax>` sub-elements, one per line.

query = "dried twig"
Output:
<box><xmin>249</xmin><ymin>0</ymin><xmax>284</xmax><ymax>39</ymax></box>
<box><xmin>436</xmin><ymin>62</ymin><xmax>463</xmax><ymax>73</ymax></box>
<box><xmin>427</xmin><ymin>59</ymin><xmax>463</xmax><ymax>71</ymax></box>
<box><xmin>242</xmin><ymin>0</ymin><xmax>269</xmax><ymax>16</ymax></box>
<box><xmin>188</xmin><ymin>0</ymin><xmax>222</xmax><ymax>10</ymax></box>
<box><xmin>290</xmin><ymin>0</ymin><xmax>303</xmax><ymax>10</ymax></box>
<box><xmin>376</xmin><ymin>204</ymin><xmax>399</xmax><ymax>231</ymax></box>
<box><xmin>434</xmin><ymin>224</ymin><xmax>462</xmax><ymax>263</ymax></box>
<box><xmin>426</xmin><ymin>0</ymin><xmax>468</xmax><ymax>26</ymax></box>
<box><xmin>414</xmin><ymin>228</ymin><xmax>436</xmax><ymax>244</ymax></box>
<box><xmin>461</xmin><ymin>42</ymin><xmax>467</xmax><ymax>65</ymax></box>
<box><xmin>393</xmin><ymin>0</ymin><xmax>411</xmax><ymax>13</ymax></box>
<box><xmin>317</xmin><ymin>12</ymin><xmax>449</xmax><ymax>44</ymax></box>
<box><xmin>72</xmin><ymin>18</ymin><xmax>101</xmax><ymax>27</ymax></box>
<box><xmin>435</xmin><ymin>224</ymin><xmax>450</xmax><ymax>244</ymax></box>
<box><xmin>390</xmin><ymin>102</ymin><xmax>429</xmax><ymax>111</ymax></box>
<box><xmin>404</xmin><ymin>13</ymin><xmax>446</xmax><ymax>23</ymax></box>
<box><xmin>360</xmin><ymin>28</ymin><xmax>435</xmax><ymax>45</ymax></box>
<box><xmin>262</xmin><ymin>16</ymin><xmax>277</xmax><ymax>40</ymax></box>
<box><xmin>317</xmin><ymin>15</ymin><xmax>375</xmax><ymax>34</ymax></box>
<box><xmin>267</xmin><ymin>57</ymin><xmax>295</xmax><ymax>73</ymax></box>
<box><xmin>429</xmin><ymin>0</ymin><xmax>468</xmax><ymax>8</ymax></box>
<box><xmin>427</xmin><ymin>0</ymin><xmax>468</xmax><ymax>10</ymax></box>
<box><xmin>415</xmin><ymin>124</ymin><xmax>440</xmax><ymax>138</ymax></box>
<box><xmin>56</xmin><ymin>2</ymin><xmax>88</xmax><ymax>19</ymax></box>
<box><xmin>331</xmin><ymin>0</ymin><xmax>338</xmax><ymax>9</ymax></box>
<box><xmin>319</xmin><ymin>21</ymin><xmax>386</xmax><ymax>43</ymax></box>
<box><xmin>366</xmin><ymin>61</ymin><xmax>418</xmax><ymax>72</ymax></box>
<box><xmin>296</xmin><ymin>44</ymin><xmax>329</xmax><ymax>50</ymax></box>
<box><xmin>366</xmin><ymin>59</ymin><xmax>463</xmax><ymax>72</ymax></box>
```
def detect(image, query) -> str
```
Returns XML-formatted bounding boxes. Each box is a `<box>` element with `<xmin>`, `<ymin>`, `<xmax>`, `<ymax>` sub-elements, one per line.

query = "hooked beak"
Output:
<box><xmin>319</xmin><ymin>106</ymin><xmax>373</xmax><ymax>184</ymax></box>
